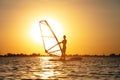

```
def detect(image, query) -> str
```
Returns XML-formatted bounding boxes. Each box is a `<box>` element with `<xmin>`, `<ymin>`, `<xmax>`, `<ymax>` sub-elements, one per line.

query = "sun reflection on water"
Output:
<box><xmin>33</xmin><ymin>57</ymin><xmax>62</xmax><ymax>79</ymax></box>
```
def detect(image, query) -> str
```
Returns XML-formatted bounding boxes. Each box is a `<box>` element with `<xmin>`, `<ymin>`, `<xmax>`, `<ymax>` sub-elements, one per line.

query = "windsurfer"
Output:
<box><xmin>60</xmin><ymin>35</ymin><xmax>67</xmax><ymax>60</ymax></box>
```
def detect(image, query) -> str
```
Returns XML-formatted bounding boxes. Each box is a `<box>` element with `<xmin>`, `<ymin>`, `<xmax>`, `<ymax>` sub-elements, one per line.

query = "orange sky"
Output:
<box><xmin>0</xmin><ymin>0</ymin><xmax>120</xmax><ymax>55</ymax></box>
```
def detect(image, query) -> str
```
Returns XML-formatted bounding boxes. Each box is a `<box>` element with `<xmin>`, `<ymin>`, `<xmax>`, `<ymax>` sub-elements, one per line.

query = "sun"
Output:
<box><xmin>30</xmin><ymin>18</ymin><xmax>63</xmax><ymax>44</ymax></box>
<box><xmin>30</xmin><ymin>20</ymin><xmax>41</xmax><ymax>44</ymax></box>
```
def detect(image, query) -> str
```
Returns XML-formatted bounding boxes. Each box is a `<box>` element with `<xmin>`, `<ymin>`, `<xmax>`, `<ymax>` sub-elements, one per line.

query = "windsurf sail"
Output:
<box><xmin>39</xmin><ymin>20</ymin><xmax>62</xmax><ymax>56</ymax></box>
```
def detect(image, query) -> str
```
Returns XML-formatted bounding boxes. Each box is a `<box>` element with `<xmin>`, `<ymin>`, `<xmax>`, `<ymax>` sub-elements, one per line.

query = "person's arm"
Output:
<box><xmin>58</xmin><ymin>40</ymin><xmax>63</xmax><ymax>44</ymax></box>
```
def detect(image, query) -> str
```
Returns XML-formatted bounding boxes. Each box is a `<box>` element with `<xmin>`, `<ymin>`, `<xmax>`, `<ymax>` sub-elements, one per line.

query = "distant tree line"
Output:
<box><xmin>66</xmin><ymin>53</ymin><xmax>120</xmax><ymax>57</ymax></box>
<box><xmin>0</xmin><ymin>53</ymin><xmax>41</xmax><ymax>57</ymax></box>
<box><xmin>0</xmin><ymin>53</ymin><xmax>120</xmax><ymax>57</ymax></box>
<box><xmin>109</xmin><ymin>53</ymin><xmax>120</xmax><ymax>57</ymax></box>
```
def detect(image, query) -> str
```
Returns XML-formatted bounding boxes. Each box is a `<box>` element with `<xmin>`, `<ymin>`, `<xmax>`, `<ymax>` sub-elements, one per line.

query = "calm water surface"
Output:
<box><xmin>0</xmin><ymin>57</ymin><xmax>120</xmax><ymax>80</ymax></box>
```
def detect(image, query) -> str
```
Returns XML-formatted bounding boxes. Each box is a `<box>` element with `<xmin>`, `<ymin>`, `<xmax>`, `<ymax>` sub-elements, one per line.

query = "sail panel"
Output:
<box><xmin>39</xmin><ymin>20</ymin><xmax>62</xmax><ymax>56</ymax></box>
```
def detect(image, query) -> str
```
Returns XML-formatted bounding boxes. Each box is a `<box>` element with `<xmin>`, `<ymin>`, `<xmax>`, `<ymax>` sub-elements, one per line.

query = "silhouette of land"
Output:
<box><xmin>0</xmin><ymin>53</ymin><xmax>120</xmax><ymax>57</ymax></box>
<box><xmin>0</xmin><ymin>53</ymin><xmax>41</xmax><ymax>57</ymax></box>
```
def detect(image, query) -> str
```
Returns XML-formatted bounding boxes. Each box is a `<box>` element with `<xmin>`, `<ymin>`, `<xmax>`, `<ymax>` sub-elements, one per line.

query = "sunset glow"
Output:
<box><xmin>0</xmin><ymin>0</ymin><xmax>120</xmax><ymax>55</ymax></box>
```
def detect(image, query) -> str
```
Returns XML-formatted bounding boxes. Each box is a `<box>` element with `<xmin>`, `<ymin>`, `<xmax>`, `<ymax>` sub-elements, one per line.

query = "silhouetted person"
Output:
<box><xmin>60</xmin><ymin>35</ymin><xmax>67</xmax><ymax>60</ymax></box>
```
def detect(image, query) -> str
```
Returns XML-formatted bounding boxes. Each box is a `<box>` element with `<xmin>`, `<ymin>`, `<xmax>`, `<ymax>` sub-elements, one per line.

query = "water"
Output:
<box><xmin>0</xmin><ymin>57</ymin><xmax>120</xmax><ymax>80</ymax></box>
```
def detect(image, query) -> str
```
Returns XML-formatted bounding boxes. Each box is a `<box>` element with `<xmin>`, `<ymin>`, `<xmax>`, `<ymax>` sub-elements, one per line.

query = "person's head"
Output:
<box><xmin>63</xmin><ymin>35</ymin><xmax>66</xmax><ymax>39</ymax></box>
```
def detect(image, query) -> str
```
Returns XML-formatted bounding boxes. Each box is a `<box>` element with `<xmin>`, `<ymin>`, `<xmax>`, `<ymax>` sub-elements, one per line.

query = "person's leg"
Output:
<box><xmin>61</xmin><ymin>48</ymin><xmax>66</xmax><ymax>60</ymax></box>
<box><xmin>63</xmin><ymin>47</ymin><xmax>66</xmax><ymax>60</ymax></box>
<box><xmin>63</xmin><ymin>53</ymin><xmax>65</xmax><ymax>60</ymax></box>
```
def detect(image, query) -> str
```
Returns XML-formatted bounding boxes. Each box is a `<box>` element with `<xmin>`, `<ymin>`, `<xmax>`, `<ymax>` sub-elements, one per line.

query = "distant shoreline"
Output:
<box><xmin>0</xmin><ymin>53</ymin><xmax>120</xmax><ymax>57</ymax></box>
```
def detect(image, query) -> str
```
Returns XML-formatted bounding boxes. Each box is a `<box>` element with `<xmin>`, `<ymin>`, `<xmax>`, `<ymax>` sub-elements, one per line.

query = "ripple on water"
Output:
<box><xmin>0</xmin><ymin>57</ymin><xmax>120</xmax><ymax>80</ymax></box>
